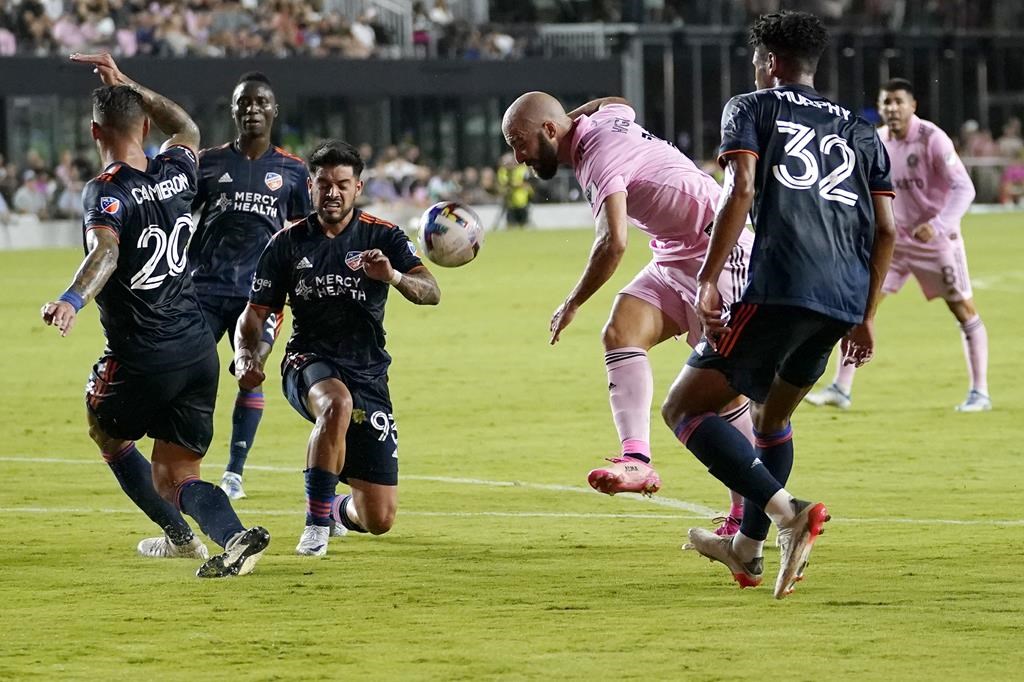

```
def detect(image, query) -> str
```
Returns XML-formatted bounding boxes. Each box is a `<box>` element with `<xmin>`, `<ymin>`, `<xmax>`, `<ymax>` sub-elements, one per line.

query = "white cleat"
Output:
<box><xmin>137</xmin><ymin>533</ymin><xmax>209</xmax><ymax>560</ymax></box>
<box><xmin>803</xmin><ymin>383</ymin><xmax>852</xmax><ymax>410</ymax></box>
<box><xmin>955</xmin><ymin>390</ymin><xmax>992</xmax><ymax>413</ymax></box>
<box><xmin>330</xmin><ymin>522</ymin><xmax>348</xmax><ymax>538</ymax></box>
<box><xmin>219</xmin><ymin>472</ymin><xmax>247</xmax><ymax>500</ymax></box>
<box><xmin>296</xmin><ymin>525</ymin><xmax>331</xmax><ymax>556</ymax></box>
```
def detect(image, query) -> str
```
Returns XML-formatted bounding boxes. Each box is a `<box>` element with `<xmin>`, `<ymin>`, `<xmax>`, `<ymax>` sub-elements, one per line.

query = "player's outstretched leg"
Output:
<box><xmin>589</xmin><ymin>346</ymin><xmax>661</xmax><ymax>496</ymax></box>
<box><xmin>770</xmin><ymin>496</ymin><xmax>830</xmax><ymax>599</ymax></box>
<box><xmin>152</xmin><ymin>440</ymin><xmax>269</xmax><ymax>577</ymax></box>
<box><xmin>713</xmin><ymin>399</ymin><xmax>754</xmax><ymax>536</ymax></box>
<box><xmin>90</xmin><ymin>415</ymin><xmax>207</xmax><ymax>559</ymax></box>
<box><xmin>220</xmin><ymin>387</ymin><xmax>266</xmax><ymax>499</ymax></box>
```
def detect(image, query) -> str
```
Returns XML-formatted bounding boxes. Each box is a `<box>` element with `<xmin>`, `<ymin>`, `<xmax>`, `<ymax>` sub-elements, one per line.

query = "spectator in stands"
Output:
<box><xmin>497</xmin><ymin>153</ymin><xmax>532</xmax><ymax>229</ymax></box>
<box><xmin>13</xmin><ymin>169</ymin><xmax>52</xmax><ymax>219</ymax></box>
<box><xmin>997</xmin><ymin>116</ymin><xmax>1023</xmax><ymax>158</ymax></box>
<box><xmin>999</xmin><ymin>148</ymin><xmax>1024</xmax><ymax>205</ymax></box>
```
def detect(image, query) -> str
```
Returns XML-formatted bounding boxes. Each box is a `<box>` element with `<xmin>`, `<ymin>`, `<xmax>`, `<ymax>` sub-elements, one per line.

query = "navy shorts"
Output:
<box><xmin>282</xmin><ymin>353</ymin><xmax>398</xmax><ymax>486</ymax></box>
<box><xmin>86</xmin><ymin>348</ymin><xmax>219</xmax><ymax>455</ymax></box>
<box><xmin>199</xmin><ymin>294</ymin><xmax>282</xmax><ymax>347</ymax></box>
<box><xmin>687</xmin><ymin>303</ymin><xmax>852</xmax><ymax>404</ymax></box>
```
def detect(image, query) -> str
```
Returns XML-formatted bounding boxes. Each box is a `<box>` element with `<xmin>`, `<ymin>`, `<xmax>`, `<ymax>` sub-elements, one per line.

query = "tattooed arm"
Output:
<box><xmin>70</xmin><ymin>52</ymin><xmax>200</xmax><ymax>154</ymax></box>
<box><xmin>361</xmin><ymin>249</ymin><xmax>441</xmax><ymax>305</ymax></box>
<box><xmin>41</xmin><ymin>228</ymin><xmax>119</xmax><ymax>337</ymax></box>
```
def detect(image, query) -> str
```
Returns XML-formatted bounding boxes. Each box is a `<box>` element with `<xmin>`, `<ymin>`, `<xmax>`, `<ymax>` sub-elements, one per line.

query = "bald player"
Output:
<box><xmin>502</xmin><ymin>91</ymin><xmax>754</xmax><ymax>530</ymax></box>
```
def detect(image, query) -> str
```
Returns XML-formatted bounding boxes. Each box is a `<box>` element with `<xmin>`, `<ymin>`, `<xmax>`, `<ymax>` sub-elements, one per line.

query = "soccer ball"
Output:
<box><xmin>417</xmin><ymin>201</ymin><xmax>484</xmax><ymax>268</ymax></box>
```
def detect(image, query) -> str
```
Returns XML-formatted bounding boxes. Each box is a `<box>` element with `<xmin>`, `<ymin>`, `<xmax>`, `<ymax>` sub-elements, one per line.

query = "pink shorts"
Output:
<box><xmin>883</xmin><ymin>233</ymin><xmax>973</xmax><ymax>302</ymax></box>
<box><xmin>620</xmin><ymin>238</ymin><xmax>750</xmax><ymax>348</ymax></box>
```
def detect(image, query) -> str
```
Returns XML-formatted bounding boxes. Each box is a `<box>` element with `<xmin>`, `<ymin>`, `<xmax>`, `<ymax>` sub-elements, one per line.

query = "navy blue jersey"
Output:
<box><xmin>82</xmin><ymin>145</ymin><xmax>215</xmax><ymax>372</ymax></box>
<box><xmin>249</xmin><ymin>210</ymin><xmax>423</xmax><ymax>384</ymax></box>
<box><xmin>190</xmin><ymin>143</ymin><xmax>311</xmax><ymax>299</ymax></box>
<box><xmin>719</xmin><ymin>84</ymin><xmax>895</xmax><ymax>324</ymax></box>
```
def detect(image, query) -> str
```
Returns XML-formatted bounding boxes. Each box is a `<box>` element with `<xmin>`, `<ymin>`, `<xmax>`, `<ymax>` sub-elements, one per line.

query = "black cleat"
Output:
<box><xmin>196</xmin><ymin>526</ymin><xmax>271</xmax><ymax>578</ymax></box>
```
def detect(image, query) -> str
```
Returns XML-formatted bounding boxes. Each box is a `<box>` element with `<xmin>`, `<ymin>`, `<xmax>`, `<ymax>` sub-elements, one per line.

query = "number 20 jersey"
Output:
<box><xmin>719</xmin><ymin>84</ymin><xmax>895</xmax><ymax>324</ymax></box>
<box><xmin>81</xmin><ymin>145</ymin><xmax>214</xmax><ymax>372</ymax></box>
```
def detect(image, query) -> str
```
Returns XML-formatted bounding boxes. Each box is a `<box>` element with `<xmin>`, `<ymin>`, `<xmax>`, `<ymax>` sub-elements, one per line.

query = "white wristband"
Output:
<box><xmin>388</xmin><ymin>270</ymin><xmax>403</xmax><ymax>286</ymax></box>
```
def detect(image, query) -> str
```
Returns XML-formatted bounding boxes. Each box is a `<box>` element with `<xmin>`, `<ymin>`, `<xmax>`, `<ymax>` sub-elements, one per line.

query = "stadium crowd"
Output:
<box><xmin>0</xmin><ymin>142</ymin><xmax>546</xmax><ymax>223</ymax></box>
<box><xmin>0</xmin><ymin>0</ymin><xmax>522</xmax><ymax>59</ymax></box>
<box><xmin>3</xmin><ymin>117</ymin><xmax>1023</xmax><ymax>226</ymax></box>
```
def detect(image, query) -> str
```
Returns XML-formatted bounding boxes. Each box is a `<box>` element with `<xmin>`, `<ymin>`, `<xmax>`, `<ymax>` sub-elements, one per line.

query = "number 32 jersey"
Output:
<box><xmin>81</xmin><ymin>145</ymin><xmax>214</xmax><ymax>372</ymax></box>
<box><xmin>719</xmin><ymin>84</ymin><xmax>895</xmax><ymax>324</ymax></box>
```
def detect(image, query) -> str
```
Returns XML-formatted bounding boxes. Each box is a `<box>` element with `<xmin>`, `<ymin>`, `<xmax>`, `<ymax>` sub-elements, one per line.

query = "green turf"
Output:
<box><xmin>1</xmin><ymin>213</ymin><xmax>1021</xmax><ymax>680</ymax></box>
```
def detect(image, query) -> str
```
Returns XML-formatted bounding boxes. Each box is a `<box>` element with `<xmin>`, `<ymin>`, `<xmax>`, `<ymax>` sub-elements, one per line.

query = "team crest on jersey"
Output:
<box><xmin>345</xmin><ymin>251</ymin><xmax>364</xmax><ymax>270</ymax></box>
<box><xmin>264</xmin><ymin>172</ymin><xmax>283</xmax><ymax>191</ymax></box>
<box><xmin>99</xmin><ymin>196</ymin><xmax>120</xmax><ymax>214</ymax></box>
<box><xmin>907</xmin><ymin>154</ymin><xmax>919</xmax><ymax>168</ymax></box>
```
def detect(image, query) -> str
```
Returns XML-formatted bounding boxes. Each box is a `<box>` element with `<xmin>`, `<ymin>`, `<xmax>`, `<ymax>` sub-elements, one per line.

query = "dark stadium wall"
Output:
<box><xmin>4</xmin><ymin>57</ymin><xmax>621</xmax><ymax>98</ymax></box>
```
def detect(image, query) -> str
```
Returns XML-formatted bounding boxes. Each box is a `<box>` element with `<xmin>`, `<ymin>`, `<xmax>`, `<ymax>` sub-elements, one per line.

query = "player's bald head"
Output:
<box><xmin>501</xmin><ymin>91</ymin><xmax>568</xmax><ymax>137</ymax></box>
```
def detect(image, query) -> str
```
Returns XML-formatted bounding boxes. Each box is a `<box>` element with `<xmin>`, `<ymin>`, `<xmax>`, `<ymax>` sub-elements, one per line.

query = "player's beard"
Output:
<box><xmin>532</xmin><ymin>132</ymin><xmax>559</xmax><ymax>180</ymax></box>
<box><xmin>318</xmin><ymin>200</ymin><xmax>352</xmax><ymax>225</ymax></box>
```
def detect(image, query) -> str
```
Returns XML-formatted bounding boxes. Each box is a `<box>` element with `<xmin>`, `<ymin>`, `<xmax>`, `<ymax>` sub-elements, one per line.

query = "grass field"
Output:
<box><xmin>1</xmin><ymin>213</ymin><xmax>1022</xmax><ymax>680</ymax></box>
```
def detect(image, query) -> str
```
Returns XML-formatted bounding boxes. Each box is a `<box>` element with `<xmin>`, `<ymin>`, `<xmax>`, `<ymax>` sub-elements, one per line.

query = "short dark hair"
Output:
<box><xmin>308</xmin><ymin>139</ymin><xmax>364</xmax><ymax>177</ymax></box>
<box><xmin>237</xmin><ymin>71</ymin><xmax>272</xmax><ymax>87</ymax></box>
<box><xmin>92</xmin><ymin>85</ymin><xmax>145</xmax><ymax>131</ymax></box>
<box><xmin>749</xmin><ymin>11</ymin><xmax>830</xmax><ymax>73</ymax></box>
<box><xmin>881</xmin><ymin>78</ymin><xmax>915</xmax><ymax>98</ymax></box>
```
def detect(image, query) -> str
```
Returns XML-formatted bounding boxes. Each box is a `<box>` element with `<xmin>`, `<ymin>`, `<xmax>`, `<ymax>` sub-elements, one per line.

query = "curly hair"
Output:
<box><xmin>748</xmin><ymin>11</ymin><xmax>830</xmax><ymax>72</ymax></box>
<box><xmin>308</xmin><ymin>139</ymin><xmax>364</xmax><ymax>177</ymax></box>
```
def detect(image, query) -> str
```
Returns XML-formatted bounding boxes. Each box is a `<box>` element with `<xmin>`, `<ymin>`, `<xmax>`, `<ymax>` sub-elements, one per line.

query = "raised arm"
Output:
<box><xmin>549</xmin><ymin>190</ymin><xmax>628</xmax><ymax>344</ymax></box>
<box><xmin>567</xmin><ymin>97</ymin><xmax>631</xmax><ymax>121</ymax></box>
<box><xmin>71</xmin><ymin>52</ymin><xmax>200</xmax><ymax>154</ymax></box>
<box><xmin>40</xmin><ymin>228</ymin><xmax>120</xmax><ymax>337</ymax></box>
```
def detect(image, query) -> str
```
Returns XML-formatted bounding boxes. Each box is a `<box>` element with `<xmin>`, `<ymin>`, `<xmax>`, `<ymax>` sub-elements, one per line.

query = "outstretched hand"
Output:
<box><xmin>70</xmin><ymin>52</ymin><xmax>130</xmax><ymax>87</ymax></box>
<box><xmin>549</xmin><ymin>297</ymin><xmax>579</xmax><ymax>345</ymax></box>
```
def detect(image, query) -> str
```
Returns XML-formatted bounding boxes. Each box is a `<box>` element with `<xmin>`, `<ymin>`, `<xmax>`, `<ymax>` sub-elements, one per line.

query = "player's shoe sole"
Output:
<box><xmin>684</xmin><ymin>527</ymin><xmax>763</xmax><ymax>588</ymax></box>
<box><xmin>196</xmin><ymin>526</ymin><xmax>271</xmax><ymax>578</ymax></box>
<box><xmin>774</xmin><ymin>502</ymin><xmax>830</xmax><ymax>599</ymax></box>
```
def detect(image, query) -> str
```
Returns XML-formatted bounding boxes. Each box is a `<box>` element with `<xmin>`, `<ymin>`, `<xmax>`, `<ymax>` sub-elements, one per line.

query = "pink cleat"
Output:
<box><xmin>712</xmin><ymin>514</ymin><xmax>742</xmax><ymax>537</ymax></box>
<box><xmin>587</xmin><ymin>456</ymin><xmax>662</xmax><ymax>496</ymax></box>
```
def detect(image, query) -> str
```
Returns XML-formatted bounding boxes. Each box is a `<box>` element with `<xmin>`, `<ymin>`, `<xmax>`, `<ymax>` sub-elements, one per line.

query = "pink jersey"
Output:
<box><xmin>569</xmin><ymin>103</ymin><xmax>721</xmax><ymax>263</ymax></box>
<box><xmin>879</xmin><ymin>115</ymin><xmax>976</xmax><ymax>248</ymax></box>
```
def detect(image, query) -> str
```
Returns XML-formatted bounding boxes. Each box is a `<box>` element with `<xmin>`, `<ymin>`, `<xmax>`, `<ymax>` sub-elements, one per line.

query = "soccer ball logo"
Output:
<box><xmin>417</xmin><ymin>201</ymin><xmax>484</xmax><ymax>268</ymax></box>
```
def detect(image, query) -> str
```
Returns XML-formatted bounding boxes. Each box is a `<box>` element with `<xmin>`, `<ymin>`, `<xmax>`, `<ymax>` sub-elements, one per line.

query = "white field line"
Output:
<box><xmin>2</xmin><ymin>456</ymin><xmax>1022</xmax><ymax>526</ymax></box>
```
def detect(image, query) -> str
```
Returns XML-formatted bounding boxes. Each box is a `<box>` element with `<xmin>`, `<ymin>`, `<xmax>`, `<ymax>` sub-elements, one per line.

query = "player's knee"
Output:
<box><xmin>315</xmin><ymin>392</ymin><xmax>353</xmax><ymax>430</ymax></box>
<box><xmin>601</xmin><ymin>320</ymin><xmax>627</xmax><ymax>350</ymax></box>
<box><xmin>150</xmin><ymin>469</ymin><xmax>178</xmax><ymax>503</ymax></box>
<box><xmin>660</xmin><ymin>395</ymin><xmax>683</xmax><ymax>428</ymax></box>
<box><xmin>88</xmin><ymin>422</ymin><xmax>121</xmax><ymax>454</ymax></box>
<box><xmin>363</xmin><ymin>508</ymin><xmax>396</xmax><ymax>535</ymax></box>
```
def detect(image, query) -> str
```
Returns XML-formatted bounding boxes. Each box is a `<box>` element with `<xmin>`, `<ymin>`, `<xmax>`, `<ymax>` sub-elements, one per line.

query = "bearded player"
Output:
<box><xmin>502</xmin><ymin>92</ymin><xmax>754</xmax><ymax>533</ymax></box>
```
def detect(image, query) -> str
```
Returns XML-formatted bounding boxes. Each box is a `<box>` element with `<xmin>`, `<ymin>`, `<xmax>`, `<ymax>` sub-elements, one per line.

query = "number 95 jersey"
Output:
<box><xmin>719</xmin><ymin>84</ymin><xmax>895</xmax><ymax>324</ymax></box>
<box><xmin>82</xmin><ymin>145</ymin><xmax>214</xmax><ymax>372</ymax></box>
